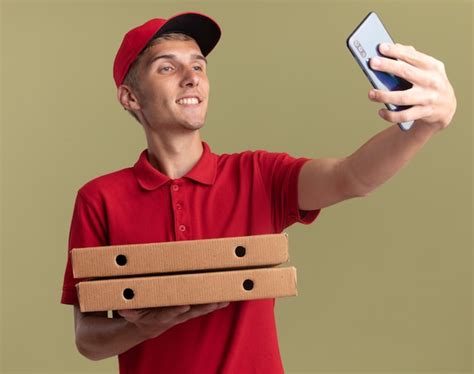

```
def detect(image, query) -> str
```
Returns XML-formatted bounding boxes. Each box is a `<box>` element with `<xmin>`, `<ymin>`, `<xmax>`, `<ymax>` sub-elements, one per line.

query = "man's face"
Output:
<box><xmin>133</xmin><ymin>38</ymin><xmax>210</xmax><ymax>132</ymax></box>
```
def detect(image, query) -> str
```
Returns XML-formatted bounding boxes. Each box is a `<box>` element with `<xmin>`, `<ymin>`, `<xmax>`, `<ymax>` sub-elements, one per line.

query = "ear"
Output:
<box><xmin>117</xmin><ymin>85</ymin><xmax>142</xmax><ymax>111</ymax></box>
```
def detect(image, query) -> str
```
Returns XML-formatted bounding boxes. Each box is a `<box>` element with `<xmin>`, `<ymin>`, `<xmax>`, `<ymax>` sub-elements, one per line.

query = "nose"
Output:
<box><xmin>180</xmin><ymin>66</ymin><xmax>199</xmax><ymax>88</ymax></box>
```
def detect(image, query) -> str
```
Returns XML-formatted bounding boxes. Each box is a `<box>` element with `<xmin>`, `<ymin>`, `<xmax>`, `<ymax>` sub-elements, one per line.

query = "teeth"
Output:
<box><xmin>177</xmin><ymin>97</ymin><xmax>199</xmax><ymax>105</ymax></box>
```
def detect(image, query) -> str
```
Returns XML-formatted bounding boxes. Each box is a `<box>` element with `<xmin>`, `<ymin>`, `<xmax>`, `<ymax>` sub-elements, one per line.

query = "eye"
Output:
<box><xmin>193</xmin><ymin>65</ymin><xmax>203</xmax><ymax>71</ymax></box>
<box><xmin>159</xmin><ymin>66</ymin><xmax>174</xmax><ymax>72</ymax></box>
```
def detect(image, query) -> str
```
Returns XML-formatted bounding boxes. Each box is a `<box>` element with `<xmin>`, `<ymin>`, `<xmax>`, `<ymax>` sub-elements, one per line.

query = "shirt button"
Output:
<box><xmin>179</xmin><ymin>224</ymin><xmax>186</xmax><ymax>232</ymax></box>
<box><xmin>176</xmin><ymin>203</ymin><xmax>182</xmax><ymax>210</ymax></box>
<box><xmin>171</xmin><ymin>184</ymin><xmax>179</xmax><ymax>192</ymax></box>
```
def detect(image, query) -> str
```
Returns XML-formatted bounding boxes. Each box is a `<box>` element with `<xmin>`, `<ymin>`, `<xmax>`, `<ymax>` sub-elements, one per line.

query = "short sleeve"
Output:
<box><xmin>256</xmin><ymin>151</ymin><xmax>321</xmax><ymax>232</ymax></box>
<box><xmin>60</xmin><ymin>191</ymin><xmax>108</xmax><ymax>305</ymax></box>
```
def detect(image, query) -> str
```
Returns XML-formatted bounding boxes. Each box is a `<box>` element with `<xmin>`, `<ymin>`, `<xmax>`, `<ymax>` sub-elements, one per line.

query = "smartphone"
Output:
<box><xmin>347</xmin><ymin>12</ymin><xmax>414</xmax><ymax>131</ymax></box>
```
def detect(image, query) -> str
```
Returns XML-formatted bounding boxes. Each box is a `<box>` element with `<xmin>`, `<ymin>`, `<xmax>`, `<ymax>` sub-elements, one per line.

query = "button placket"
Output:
<box><xmin>170</xmin><ymin>182</ymin><xmax>188</xmax><ymax>238</ymax></box>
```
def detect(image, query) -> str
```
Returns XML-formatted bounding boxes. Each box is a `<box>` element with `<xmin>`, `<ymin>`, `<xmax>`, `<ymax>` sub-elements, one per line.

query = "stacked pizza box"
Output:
<box><xmin>72</xmin><ymin>233</ymin><xmax>297</xmax><ymax>312</ymax></box>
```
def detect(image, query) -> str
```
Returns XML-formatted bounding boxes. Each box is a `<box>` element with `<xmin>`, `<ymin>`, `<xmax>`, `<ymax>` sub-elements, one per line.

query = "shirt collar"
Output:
<box><xmin>133</xmin><ymin>141</ymin><xmax>218</xmax><ymax>191</ymax></box>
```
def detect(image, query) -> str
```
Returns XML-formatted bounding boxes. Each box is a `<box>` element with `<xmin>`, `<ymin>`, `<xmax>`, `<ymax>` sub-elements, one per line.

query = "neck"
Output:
<box><xmin>144</xmin><ymin>130</ymin><xmax>203</xmax><ymax>180</ymax></box>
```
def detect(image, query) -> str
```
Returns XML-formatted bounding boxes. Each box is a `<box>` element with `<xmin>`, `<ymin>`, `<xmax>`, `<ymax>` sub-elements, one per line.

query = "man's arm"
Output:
<box><xmin>298</xmin><ymin>43</ymin><xmax>457</xmax><ymax>211</ymax></box>
<box><xmin>74</xmin><ymin>306</ymin><xmax>146</xmax><ymax>361</ymax></box>
<box><xmin>298</xmin><ymin>122</ymin><xmax>438</xmax><ymax>210</ymax></box>
<box><xmin>74</xmin><ymin>303</ymin><xmax>229</xmax><ymax>361</ymax></box>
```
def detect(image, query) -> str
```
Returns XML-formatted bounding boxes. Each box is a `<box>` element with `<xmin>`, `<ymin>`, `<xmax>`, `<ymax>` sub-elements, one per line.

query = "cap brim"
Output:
<box><xmin>153</xmin><ymin>12</ymin><xmax>221</xmax><ymax>56</ymax></box>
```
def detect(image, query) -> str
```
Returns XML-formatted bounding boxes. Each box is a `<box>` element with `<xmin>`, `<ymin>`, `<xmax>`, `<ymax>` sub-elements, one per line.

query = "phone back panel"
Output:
<box><xmin>347</xmin><ymin>12</ymin><xmax>412</xmax><ymax>93</ymax></box>
<box><xmin>347</xmin><ymin>12</ymin><xmax>413</xmax><ymax>129</ymax></box>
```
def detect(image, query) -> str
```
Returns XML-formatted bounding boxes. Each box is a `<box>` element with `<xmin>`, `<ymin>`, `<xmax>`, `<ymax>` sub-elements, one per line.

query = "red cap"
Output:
<box><xmin>113</xmin><ymin>11</ymin><xmax>221</xmax><ymax>87</ymax></box>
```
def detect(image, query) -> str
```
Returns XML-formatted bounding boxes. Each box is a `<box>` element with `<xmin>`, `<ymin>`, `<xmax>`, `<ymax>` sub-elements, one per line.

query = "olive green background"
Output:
<box><xmin>1</xmin><ymin>0</ymin><xmax>472</xmax><ymax>373</ymax></box>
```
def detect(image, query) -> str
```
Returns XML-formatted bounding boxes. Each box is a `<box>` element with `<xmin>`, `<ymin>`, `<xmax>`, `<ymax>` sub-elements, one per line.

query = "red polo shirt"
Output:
<box><xmin>61</xmin><ymin>141</ymin><xmax>320</xmax><ymax>374</ymax></box>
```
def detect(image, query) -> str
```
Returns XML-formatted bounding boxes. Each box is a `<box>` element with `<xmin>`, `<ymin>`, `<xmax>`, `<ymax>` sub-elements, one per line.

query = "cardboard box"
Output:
<box><xmin>76</xmin><ymin>266</ymin><xmax>297</xmax><ymax>312</ymax></box>
<box><xmin>72</xmin><ymin>233</ymin><xmax>288</xmax><ymax>278</ymax></box>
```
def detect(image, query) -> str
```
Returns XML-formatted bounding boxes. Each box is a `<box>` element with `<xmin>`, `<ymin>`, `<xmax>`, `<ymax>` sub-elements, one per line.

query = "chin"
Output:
<box><xmin>181</xmin><ymin>122</ymin><xmax>204</xmax><ymax>131</ymax></box>
<box><xmin>192</xmin><ymin>122</ymin><xmax>205</xmax><ymax>130</ymax></box>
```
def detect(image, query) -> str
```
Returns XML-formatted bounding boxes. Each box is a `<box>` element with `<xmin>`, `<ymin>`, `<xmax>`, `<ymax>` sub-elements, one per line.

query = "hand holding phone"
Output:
<box><xmin>347</xmin><ymin>12</ymin><xmax>414</xmax><ymax>131</ymax></box>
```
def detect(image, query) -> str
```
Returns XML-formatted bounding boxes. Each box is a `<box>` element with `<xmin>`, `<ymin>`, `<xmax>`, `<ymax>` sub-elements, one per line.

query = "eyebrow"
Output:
<box><xmin>147</xmin><ymin>53</ymin><xmax>208</xmax><ymax>67</ymax></box>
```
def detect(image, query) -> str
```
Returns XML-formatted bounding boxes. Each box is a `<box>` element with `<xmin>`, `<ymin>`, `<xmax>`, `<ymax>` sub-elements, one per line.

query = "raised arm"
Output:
<box><xmin>298</xmin><ymin>43</ymin><xmax>456</xmax><ymax>211</ymax></box>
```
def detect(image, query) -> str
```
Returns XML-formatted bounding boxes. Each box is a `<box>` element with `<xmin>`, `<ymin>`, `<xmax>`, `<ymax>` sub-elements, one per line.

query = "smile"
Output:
<box><xmin>176</xmin><ymin>97</ymin><xmax>201</xmax><ymax>105</ymax></box>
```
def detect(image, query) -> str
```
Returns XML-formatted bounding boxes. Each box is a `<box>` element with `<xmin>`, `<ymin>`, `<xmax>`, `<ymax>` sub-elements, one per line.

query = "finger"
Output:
<box><xmin>117</xmin><ymin>309</ymin><xmax>143</xmax><ymax>322</ymax></box>
<box><xmin>369</xmin><ymin>56</ymin><xmax>430</xmax><ymax>87</ymax></box>
<box><xmin>117</xmin><ymin>309</ymin><xmax>135</xmax><ymax>316</ymax></box>
<box><xmin>174</xmin><ymin>303</ymin><xmax>224</xmax><ymax>324</ymax></box>
<box><xmin>378</xmin><ymin>42</ymin><xmax>438</xmax><ymax>70</ymax></box>
<box><xmin>189</xmin><ymin>303</ymin><xmax>222</xmax><ymax>315</ymax></box>
<box><xmin>157</xmin><ymin>305</ymin><xmax>192</xmax><ymax>322</ymax></box>
<box><xmin>378</xmin><ymin>105</ymin><xmax>434</xmax><ymax>124</ymax></box>
<box><xmin>369</xmin><ymin>87</ymin><xmax>435</xmax><ymax>106</ymax></box>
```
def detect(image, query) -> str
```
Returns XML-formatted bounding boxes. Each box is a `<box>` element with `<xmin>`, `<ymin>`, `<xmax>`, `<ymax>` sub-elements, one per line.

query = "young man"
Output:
<box><xmin>61</xmin><ymin>11</ymin><xmax>456</xmax><ymax>374</ymax></box>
